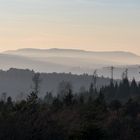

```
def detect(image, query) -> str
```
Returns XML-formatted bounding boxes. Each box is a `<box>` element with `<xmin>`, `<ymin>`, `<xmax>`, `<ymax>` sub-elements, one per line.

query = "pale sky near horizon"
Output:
<box><xmin>0</xmin><ymin>0</ymin><xmax>140</xmax><ymax>54</ymax></box>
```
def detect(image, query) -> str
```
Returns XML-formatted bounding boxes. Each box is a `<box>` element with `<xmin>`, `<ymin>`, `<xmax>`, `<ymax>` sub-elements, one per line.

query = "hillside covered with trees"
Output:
<box><xmin>0</xmin><ymin>68</ymin><xmax>111</xmax><ymax>98</ymax></box>
<box><xmin>0</xmin><ymin>73</ymin><xmax>140</xmax><ymax>140</ymax></box>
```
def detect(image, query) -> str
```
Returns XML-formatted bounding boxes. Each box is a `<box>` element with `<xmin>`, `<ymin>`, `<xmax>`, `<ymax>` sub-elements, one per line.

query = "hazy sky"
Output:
<box><xmin>0</xmin><ymin>0</ymin><xmax>140</xmax><ymax>54</ymax></box>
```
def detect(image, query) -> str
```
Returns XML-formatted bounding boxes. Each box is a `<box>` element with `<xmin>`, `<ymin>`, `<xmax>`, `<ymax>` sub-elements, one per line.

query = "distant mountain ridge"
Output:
<box><xmin>1</xmin><ymin>48</ymin><xmax>140</xmax><ymax>80</ymax></box>
<box><xmin>4</xmin><ymin>48</ymin><xmax>139</xmax><ymax>57</ymax></box>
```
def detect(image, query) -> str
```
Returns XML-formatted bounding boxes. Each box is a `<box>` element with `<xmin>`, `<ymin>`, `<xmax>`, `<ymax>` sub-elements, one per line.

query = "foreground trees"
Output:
<box><xmin>0</xmin><ymin>93</ymin><xmax>139</xmax><ymax>139</ymax></box>
<box><xmin>0</xmin><ymin>76</ymin><xmax>140</xmax><ymax>140</ymax></box>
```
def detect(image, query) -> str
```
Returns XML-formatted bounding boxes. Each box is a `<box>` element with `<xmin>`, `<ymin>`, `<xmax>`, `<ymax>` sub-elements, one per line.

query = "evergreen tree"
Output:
<box><xmin>130</xmin><ymin>78</ymin><xmax>138</xmax><ymax>96</ymax></box>
<box><xmin>63</xmin><ymin>89</ymin><xmax>73</xmax><ymax>106</ymax></box>
<box><xmin>32</xmin><ymin>73</ymin><xmax>41</xmax><ymax>95</ymax></box>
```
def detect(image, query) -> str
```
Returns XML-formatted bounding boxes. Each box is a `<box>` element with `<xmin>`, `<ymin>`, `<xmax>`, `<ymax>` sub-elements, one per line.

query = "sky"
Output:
<box><xmin>0</xmin><ymin>0</ymin><xmax>140</xmax><ymax>54</ymax></box>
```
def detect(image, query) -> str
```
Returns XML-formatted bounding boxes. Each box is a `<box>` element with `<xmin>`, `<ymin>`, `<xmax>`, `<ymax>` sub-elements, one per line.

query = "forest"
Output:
<box><xmin>0</xmin><ymin>73</ymin><xmax>140</xmax><ymax>140</ymax></box>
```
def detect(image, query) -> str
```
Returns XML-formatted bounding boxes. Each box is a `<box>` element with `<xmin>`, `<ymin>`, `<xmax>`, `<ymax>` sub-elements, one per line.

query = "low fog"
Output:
<box><xmin>2</xmin><ymin>48</ymin><xmax>140</xmax><ymax>80</ymax></box>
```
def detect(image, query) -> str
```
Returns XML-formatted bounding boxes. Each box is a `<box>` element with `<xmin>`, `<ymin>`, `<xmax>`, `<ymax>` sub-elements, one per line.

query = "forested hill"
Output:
<box><xmin>0</xmin><ymin>68</ymin><xmax>111</xmax><ymax>99</ymax></box>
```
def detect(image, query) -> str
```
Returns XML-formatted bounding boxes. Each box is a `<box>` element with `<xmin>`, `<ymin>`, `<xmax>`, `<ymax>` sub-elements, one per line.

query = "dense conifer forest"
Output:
<box><xmin>0</xmin><ymin>73</ymin><xmax>140</xmax><ymax>140</ymax></box>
